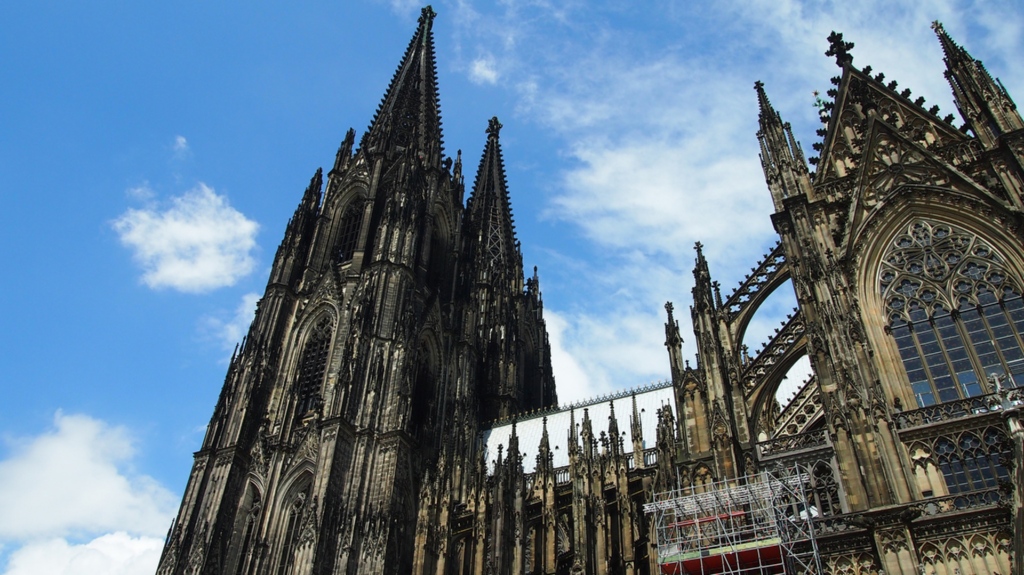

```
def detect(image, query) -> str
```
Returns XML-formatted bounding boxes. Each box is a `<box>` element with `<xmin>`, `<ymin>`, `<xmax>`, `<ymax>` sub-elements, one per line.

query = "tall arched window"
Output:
<box><xmin>880</xmin><ymin>220</ymin><xmax>1024</xmax><ymax>407</ymax></box>
<box><xmin>335</xmin><ymin>199</ymin><xmax>365</xmax><ymax>263</ymax></box>
<box><xmin>807</xmin><ymin>460</ymin><xmax>842</xmax><ymax>516</ymax></box>
<box><xmin>234</xmin><ymin>489</ymin><xmax>262</xmax><ymax>575</ymax></box>
<box><xmin>295</xmin><ymin>316</ymin><xmax>333</xmax><ymax>416</ymax></box>
<box><xmin>276</xmin><ymin>483</ymin><xmax>311</xmax><ymax>575</ymax></box>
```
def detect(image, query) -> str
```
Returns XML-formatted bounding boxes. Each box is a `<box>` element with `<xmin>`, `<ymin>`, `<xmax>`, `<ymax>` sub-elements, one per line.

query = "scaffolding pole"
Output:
<box><xmin>643</xmin><ymin>469</ymin><xmax>823</xmax><ymax>575</ymax></box>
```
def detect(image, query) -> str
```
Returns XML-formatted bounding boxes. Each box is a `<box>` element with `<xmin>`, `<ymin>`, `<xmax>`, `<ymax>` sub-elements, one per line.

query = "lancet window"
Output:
<box><xmin>807</xmin><ymin>460</ymin><xmax>842</xmax><ymax>516</ymax></box>
<box><xmin>276</xmin><ymin>484</ymin><xmax>311</xmax><ymax>575</ymax></box>
<box><xmin>336</xmin><ymin>199</ymin><xmax>366</xmax><ymax>263</ymax></box>
<box><xmin>234</xmin><ymin>490</ymin><xmax>262</xmax><ymax>575</ymax></box>
<box><xmin>295</xmin><ymin>316</ymin><xmax>333</xmax><ymax>416</ymax></box>
<box><xmin>880</xmin><ymin>220</ymin><xmax>1024</xmax><ymax>407</ymax></box>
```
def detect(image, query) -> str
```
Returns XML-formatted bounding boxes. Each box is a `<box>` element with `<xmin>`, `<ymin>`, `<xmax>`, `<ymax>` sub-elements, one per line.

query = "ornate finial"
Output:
<box><xmin>825</xmin><ymin>31</ymin><xmax>854</xmax><ymax>67</ymax></box>
<box><xmin>694</xmin><ymin>241</ymin><xmax>704</xmax><ymax>255</ymax></box>
<box><xmin>754</xmin><ymin>81</ymin><xmax>775</xmax><ymax>117</ymax></box>
<box><xmin>931</xmin><ymin>20</ymin><xmax>944</xmax><ymax>34</ymax></box>
<box><xmin>419</xmin><ymin>5</ymin><xmax>436</xmax><ymax>24</ymax></box>
<box><xmin>486</xmin><ymin>116</ymin><xmax>503</xmax><ymax>139</ymax></box>
<box><xmin>665</xmin><ymin>301</ymin><xmax>674</xmax><ymax>317</ymax></box>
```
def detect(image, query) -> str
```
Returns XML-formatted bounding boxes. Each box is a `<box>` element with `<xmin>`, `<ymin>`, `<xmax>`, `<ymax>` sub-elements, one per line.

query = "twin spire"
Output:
<box><xmin>467</xmin><ymin>116</ymin><xmax>522</xmax><ymax>282</ymax></box>
<box><xmin>362</xmin><ymin>6</ymin><xmax>521</xmax><ymax>271</ymax></box>
<box><xmin>365</xmin><ymin>6</ymin><xmax>443</xmax><ymax>166</ymax></box>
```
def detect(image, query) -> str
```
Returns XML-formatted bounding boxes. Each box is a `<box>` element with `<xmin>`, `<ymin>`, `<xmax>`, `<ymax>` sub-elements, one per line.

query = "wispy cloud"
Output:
<box><xmin>113</xmin><ymin>183</ymin><xmax>259</xmax><ymax>293</ymax></box>
<box><xmin>124</xmin><ymin>183</ymin><xmax>155</xmax><ymax>203</ymax></box>
<box><xmin>469</xmin><ymin>55</ymin><xmax>499</xmax><ymax>84</ymax></box>
<box><xmin>172</xmin><ymin>135</ymin><xmax>189</xmax><ymax>159</ymax></box>
<box><xmin>203</xmin><ymin>292</ymin><xmax>261</xmax><ymax>353</ymax></box>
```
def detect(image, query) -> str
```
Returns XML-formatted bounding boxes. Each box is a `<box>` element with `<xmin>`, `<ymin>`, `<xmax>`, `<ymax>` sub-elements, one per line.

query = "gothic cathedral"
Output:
<box><xmin>158</xmin><ymin>8</ymin><xmax>1024</xmax><ymax>575</ymax></box>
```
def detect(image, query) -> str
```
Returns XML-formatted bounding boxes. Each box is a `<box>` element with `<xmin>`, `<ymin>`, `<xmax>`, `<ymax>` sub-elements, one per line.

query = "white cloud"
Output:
<box><xmin>204</xmin><ymin>292</ymin><xmax>261</xmax><ymax>352</ymax></box>
<box><xmin>0</xmin><ymin>413</ymin><xmax>176</xmax><ymax>541</ymax></box>
<box><xmin>0</xmin><ymin>413</ymin><xmax>176</xmax><ymax>575</ymax></box>
<box><xmin>469</xmin><ymin>56</ymin><xmax>500</xmax><ymax>84</ymax></box>
<box><xmin>113</xmin><ymin>183</ymin><xmax>259</xmax><ymax>293</ymax></box>
<box><xmin>3</xmin><ymin>533</ymin><xmax>164</xmax><ymax>575</ymax></box>
<box><xmin>548</xmin><ymin>307</ymin><xmax>672</xmax><ymax>405</ymax></box>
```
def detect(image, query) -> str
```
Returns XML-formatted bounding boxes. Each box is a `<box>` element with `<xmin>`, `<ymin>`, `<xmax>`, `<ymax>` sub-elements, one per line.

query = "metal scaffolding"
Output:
<box><xmin>643</xmin><ymin>470</ymin><xmax>823</xmax><ymax>575</ymax></box>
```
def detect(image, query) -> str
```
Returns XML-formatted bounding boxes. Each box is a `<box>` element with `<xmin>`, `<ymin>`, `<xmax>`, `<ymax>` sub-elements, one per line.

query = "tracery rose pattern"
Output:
<box><xmin>880</xmin><ymin>220</ymin><xmax>1013</xmax><ymax>322</ymax></box>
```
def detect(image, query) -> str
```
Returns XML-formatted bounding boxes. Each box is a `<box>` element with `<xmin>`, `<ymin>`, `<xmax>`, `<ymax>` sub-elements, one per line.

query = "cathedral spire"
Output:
<box><xmin>466</xmin><ymin>117</ymin><xmax>523</xmax><ymax>286</ymax></box>
<box><xmin>365</xmin><ymin>6</ymin><xmax>444</xmax><ymax>166</ymax></box>
<box><xmin>755</xmin><ymin>81</ymin><xmax>812</xmax><ymax>211</ymax></box>
<box><xmin>933</xmin><ymin>21</ymin><xmax>1022</xmax><ymax>148</ymax></box>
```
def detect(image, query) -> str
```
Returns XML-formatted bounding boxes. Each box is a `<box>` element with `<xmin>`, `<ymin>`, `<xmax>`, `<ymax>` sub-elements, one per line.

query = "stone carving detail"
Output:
<box><xmin>880</xmin><ymin>219</ymin><xmax>1013</xmax><ymax>320</ymax></box>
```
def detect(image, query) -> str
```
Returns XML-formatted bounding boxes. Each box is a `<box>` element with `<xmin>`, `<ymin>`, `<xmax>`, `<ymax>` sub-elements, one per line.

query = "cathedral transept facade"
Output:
<box><xmin>158</xmin><ymin>8</ymin><xmax>1024</xmax><ymax>575</ymax></box>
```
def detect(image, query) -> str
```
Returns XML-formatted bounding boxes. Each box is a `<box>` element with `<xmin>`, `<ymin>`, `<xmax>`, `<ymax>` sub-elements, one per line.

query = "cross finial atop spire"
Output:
<box><xmin>486</xmin><ymin>116</ymin><xmax>503</xmax><ymax>139</ymax></box>
<box><xmin>754</xmin><ymin>80</ymin><xmax>771</xmax><ymax>113</ymax></box>
<box><xmin>419</xmin><ymin>5</ymin><xmax>436</xmax><ymax>24</ymax></box>
<box><xmin>825</xmin><ymin>31</ymin><xmax>854</xmax><ymax>68</ymax></box>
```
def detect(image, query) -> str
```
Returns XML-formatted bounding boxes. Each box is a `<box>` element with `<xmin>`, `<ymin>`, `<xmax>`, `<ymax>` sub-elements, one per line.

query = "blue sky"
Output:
<box><xmin>1</xmin><ymin>1</ymin><xmax>1021</xmax><ymax>573</ymax></box>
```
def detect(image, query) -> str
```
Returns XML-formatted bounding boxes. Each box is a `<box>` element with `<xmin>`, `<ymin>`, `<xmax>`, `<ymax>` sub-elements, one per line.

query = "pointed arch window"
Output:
<box><xmin>234</xmin><ymin>489</ymin><xmax>262</xmax><ymax>575</ymax></box>
<box><xmin>807</xmin><ymin>460</ymin><xmax>842</xmax><ymax>516</ymax></box>
<box><xmin>276</xmin><ymin>483</ymin><xmax>311</xmax><ymax>575</ymax></box>
<box><xmin>336</xmin><ymin>199</ymin><xmax>366</xmax><ymax>263</ymax></box>
<box><xmin>295</xmin><ymin>316</ymin><xmax>333</xmax><ymax>416</ymax></box>
<box><xmin>880</xmin><ymin>220</ymin><xmax>1024</xmax><ymax>407</ymax></box>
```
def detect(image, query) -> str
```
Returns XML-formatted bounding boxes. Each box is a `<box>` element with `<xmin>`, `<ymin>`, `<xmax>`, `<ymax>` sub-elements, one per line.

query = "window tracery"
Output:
<box><xmin>880</xmin><ymin>219</ymin><xmax>1024</xmax><ymax>406</ymax></box>
<box><xmin>276</xmin><ymin>484</ymin><xmax>311</xmax><ymax>575</ymax></box>
<box><xmin>235</xmin><ymin>490</ymin><xmax>262</xmax><ymax>575</ymax></box>
<box><xmin>807</xmin><ymin>460</ymin><xmax>842</xmax><ymax>516</ymax></box>
<box><xmin>933</xmin><ymin>428</ymin><xmax>1011</xmax><ymax>494</ymax></box>
<box><xmin>336</xmin><ymin>199</ymin><xmax>366</xmax><ymax>263</ymax></box>
<box><xmin>296</xmin><ymin>316</ymin><xmax>333</xmax><ymax>416</ymax></box>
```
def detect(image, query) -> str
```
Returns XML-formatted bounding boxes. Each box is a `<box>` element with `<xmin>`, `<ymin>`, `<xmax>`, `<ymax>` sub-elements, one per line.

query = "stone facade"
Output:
<box><xmin>158</xmin><ymin>10</ymin><xmax>1023</xmax><ymax>575</ymax></box>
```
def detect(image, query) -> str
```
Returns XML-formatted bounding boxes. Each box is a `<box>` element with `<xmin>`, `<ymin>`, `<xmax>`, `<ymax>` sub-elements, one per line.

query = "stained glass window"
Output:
<box><xmin>933</xmin><ymin>429</ymin><xmax>1010</xmax><ymax>494</ymax></box>
<box><xmin>880</xmin><ymin>220</ymin><xmax>1024</xmax><ymax>407</ymax></box>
